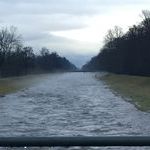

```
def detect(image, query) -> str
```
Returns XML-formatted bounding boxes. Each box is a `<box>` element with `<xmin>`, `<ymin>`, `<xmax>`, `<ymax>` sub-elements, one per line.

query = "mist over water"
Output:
<box><xmin>0</xmin><ymin>72</ymin><xmax>150</xmax><ymax>149</ymax></box>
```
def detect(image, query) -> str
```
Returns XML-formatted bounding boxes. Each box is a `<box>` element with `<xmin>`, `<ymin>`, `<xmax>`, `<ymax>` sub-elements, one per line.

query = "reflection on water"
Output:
<box><xmin>0</xmin><ymin>72</ymin><xmax>150</xmax><ymax>149</ymax></box>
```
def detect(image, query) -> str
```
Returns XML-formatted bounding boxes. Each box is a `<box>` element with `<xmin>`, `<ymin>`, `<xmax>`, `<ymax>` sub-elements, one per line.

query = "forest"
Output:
<box><xmin>0</xmin><ymin>27</ymin><xmax>76</xmax><ymax>77</ymax></box>
<box><xmin>82</xmin><ymin>10</ymin><xmax>150</xmax><ymax>76</ymax></box>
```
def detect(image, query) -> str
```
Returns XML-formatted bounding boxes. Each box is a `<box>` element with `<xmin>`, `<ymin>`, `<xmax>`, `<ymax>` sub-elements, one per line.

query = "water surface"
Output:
<box><xmin>0</xmin><ymin>72</ymin><xmax>150</xmax><ymax>149</ymax></box>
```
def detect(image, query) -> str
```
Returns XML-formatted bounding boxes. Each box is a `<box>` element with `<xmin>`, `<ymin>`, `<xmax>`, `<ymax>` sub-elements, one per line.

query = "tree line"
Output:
<box><xmin>0</xmin><ymin>27</ymin><xmax>76</xmax><ymax>77</ymax></box>
<box><xmin>82</xmin><ymin>10</ymin><xmax>150</xmax><ymax>76</ymax></box>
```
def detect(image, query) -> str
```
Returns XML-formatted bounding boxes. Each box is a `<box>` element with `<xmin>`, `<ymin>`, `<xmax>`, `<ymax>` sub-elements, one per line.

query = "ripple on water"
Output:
<box><xmin>0</xmin><ymin>73</ymin><xmax>150</xmax><ymax>149</ymax></box>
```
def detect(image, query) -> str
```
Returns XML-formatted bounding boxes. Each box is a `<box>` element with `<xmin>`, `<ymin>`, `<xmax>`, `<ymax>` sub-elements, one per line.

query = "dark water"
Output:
<box><xmin>0</xmin><ymin>72</ymin><xmax>150</xmax><ymax>149</ymax></box>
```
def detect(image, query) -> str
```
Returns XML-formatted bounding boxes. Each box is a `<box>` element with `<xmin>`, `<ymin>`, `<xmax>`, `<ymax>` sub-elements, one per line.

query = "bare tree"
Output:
<box><xmin>141</xmin><ymin>10</ymin><xmax>150</xmax><ymax>20</ymax></box>
<box><xmin>0</xmin><ymin>26</ymin><xmax>22</xmax><ymax>54</ymax></box>
<box><xmin>140</xmin><ymin>10</ymin><xmax>150</xmax><ymax>33</ymax></box>
<box><xmin>40</xmin><ymin>47</ymin><xmax>50</xmax><ymax>56</ymax></box>
<box><xmin>104</xmin><ymin>26</ymin><xmax>123</xmax><ymax>44</ymax></box>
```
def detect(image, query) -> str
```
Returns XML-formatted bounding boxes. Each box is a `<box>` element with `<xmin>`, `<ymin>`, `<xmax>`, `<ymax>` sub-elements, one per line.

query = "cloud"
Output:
<box><xmin>0</xmin><ymin>0</ymin><xmax>102</xmax><ymax>16</ymax></box>
<box><xmin>24</xmin><ymin>32</ymin><xmax>99</xmax><ymax>55</ymax></box>
<box><xmin>0</xmin><ymin>0</ymin><xmax>150</xmax><ymax>66</ymax></box>
<box><xmin>0</xmin><ymin>14</ymin><xmax>88</xmax><ymax>32</ymax></box>
<box><xmin>0</xmin><ymin>0</ymin><xmax>149</xmax><ymax>16</ymax></box>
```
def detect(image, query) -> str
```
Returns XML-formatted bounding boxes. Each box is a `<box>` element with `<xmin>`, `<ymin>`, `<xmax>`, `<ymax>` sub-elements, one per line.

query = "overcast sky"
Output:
<box><xmin>0</xmin><ymin>0</ymin><xmax>150</xmax><ymax>67</ymax></box>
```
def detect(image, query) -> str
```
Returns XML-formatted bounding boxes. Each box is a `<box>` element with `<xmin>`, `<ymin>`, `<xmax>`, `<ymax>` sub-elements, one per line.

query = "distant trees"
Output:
<box><xmin>82</xmin><ymin>10</ymin><xmax>150</xmax><ymax>76</ymax></box>
<box><xmin>37</xmin><ymin>50</ymin><xmax>76</xmax><ymax>72</ymax></box>
<box><xmin>0</xmin><ymin>27</ymin><xmax>76</xmax><ymax>77</ymax></box>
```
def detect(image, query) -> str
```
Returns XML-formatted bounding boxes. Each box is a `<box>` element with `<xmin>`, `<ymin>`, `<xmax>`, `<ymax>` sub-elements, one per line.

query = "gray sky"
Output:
<box><xmin>0</xmin><ymin>0</ymin><xmax>150</xmax><ymax>67</ymax></box>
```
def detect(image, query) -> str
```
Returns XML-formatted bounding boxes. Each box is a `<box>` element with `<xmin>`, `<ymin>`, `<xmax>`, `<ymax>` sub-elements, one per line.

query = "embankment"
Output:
<box><xmin>100</xmin><ymin>73</ymin><xmax>150</xmax><ymax>112</ymax></box>
<box><xmin>0</xmin><ymin>74</ymin><xmax>50</xmax><ymax>96</ymax></box>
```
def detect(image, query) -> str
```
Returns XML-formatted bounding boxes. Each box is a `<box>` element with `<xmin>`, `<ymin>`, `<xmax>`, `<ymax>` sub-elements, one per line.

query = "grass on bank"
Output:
<box><xmin>101</xmin><ymin>73</ymin><xmax>150</xmax><ymax>112</ymax></box>
<box><xmin>0</xmin><ymin>74</ymin><xmax>49</xmax><ymax>95</ymax></box>
<box><xmin>0</xmin><ymin>71</ymin><xmax>68</xmax><ymax>96</ymax></box>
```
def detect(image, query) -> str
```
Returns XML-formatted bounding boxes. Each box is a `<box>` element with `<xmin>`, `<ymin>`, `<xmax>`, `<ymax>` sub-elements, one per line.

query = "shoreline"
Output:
<box><xmin>0</xmin><ymin>73</ymin><xmax>59</xmax><ymax>96</ymax></box>
<box><xmin>99</xmin><ymin>73</ymin><xmax>150</xmax><ymax>112</ymax></box>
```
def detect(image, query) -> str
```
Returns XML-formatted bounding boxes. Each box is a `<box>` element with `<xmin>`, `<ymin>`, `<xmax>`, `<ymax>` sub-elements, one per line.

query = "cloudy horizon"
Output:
<box><xmin>1</xmin><ymin>0</ymin><xmax>150</xmax><ymax>67</ymax></box>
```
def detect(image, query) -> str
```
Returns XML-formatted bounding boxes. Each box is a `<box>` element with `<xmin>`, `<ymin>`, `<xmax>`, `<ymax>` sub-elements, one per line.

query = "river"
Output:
<box><xmin>0</xmin><ymin>72</ymin><xmax>150</xmax><ymax>149</ymax></box>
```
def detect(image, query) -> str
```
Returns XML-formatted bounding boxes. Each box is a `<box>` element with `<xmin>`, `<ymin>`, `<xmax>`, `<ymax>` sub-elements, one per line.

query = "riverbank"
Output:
<box><xmin>0</xmin><ymin>71</ymin><xmax>77</xmax><ymax>96</ymax></box>
<box><xmin>100</xmin><ymin>73</ymin><xmax>150</xmax><ymax>112</ymax></box>
<box><xmin>0</xmin><ymin>73</ymin><xmax>52</xmax><ymax>96</ymax></box>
